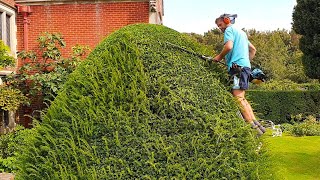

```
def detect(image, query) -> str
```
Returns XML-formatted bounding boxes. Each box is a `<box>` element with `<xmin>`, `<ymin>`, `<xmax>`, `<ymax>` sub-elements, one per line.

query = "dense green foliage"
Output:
<box><xmin>293</xmin><ymin>0</ymin><xmax>320</xmax><ymax>79</ymax></box>
<box><xmin>15</xmin><ymin>24</ymin><xmax>262</xmax><ymax>179</ymax></box>
<box><xmin>291</xmin><ymin>120</ymin><xmax>320</xmax><ymax>136</ymax></box>
<box><xmin>250</xmin><ymin>79</ymin><xmax>320</xmax><ymax>91</ymax></box>
<box><xmin>247</xmin><ymin>90</ymin><xmax>320</xmax><ymax>124</ymax></box>
<box><xmin>281</xmin><ymin>115</ymin><xmax>320</xmax><ymax>136</ymax></box>
<box><xmin>0</xmin><ymin>86</ymin><xmax>28</xmax><ymax>111</ymax></box>
<box><xmin>248</xmin><ymin>30</ymin><xmax>308</xmax><ymax>82</ymax></box>
<box><xmin>0</xmin><ymin>126</ymin><xmax>34</xmax><ymax>172</ymax></box>
<box><xmin>0</xmin><ymin>40</ymin><xmax>15</xmax><ymax>68</ymax></box>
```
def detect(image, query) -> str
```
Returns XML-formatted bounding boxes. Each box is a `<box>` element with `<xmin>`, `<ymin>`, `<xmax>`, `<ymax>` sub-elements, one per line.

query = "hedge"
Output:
<box><xmin>247</xmin><ymin>90</ymin><xmax>320</xmax><ymax>124</ymax></box>
<box><xmin>15</xmin><ymin>24</ymin><xmax>261</xmax><ymax>179</ymax></box>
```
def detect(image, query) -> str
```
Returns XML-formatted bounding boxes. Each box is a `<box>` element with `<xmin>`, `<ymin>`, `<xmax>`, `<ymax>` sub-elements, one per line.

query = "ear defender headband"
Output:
<box><xmin>220</xmin><ymin>13</ymin><xmax>238</xmax><ymax>24</ymax></box>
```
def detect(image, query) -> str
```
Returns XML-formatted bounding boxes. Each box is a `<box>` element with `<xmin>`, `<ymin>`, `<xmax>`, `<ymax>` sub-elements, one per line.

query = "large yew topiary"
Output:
<box><xmin>15</xmin><ymin>24</ymin><xmax>260</xmax><ymax>179</ymax></box>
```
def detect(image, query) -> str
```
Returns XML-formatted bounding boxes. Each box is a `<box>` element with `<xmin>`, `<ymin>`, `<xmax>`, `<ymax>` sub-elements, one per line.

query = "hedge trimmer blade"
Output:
<box><xmin>165</xmin><ymin>41</ymin><xmax>267</xmax><ymax>84</ymax></box>
<box><xmin>165</xmin><ymin>41</ymin><xmax>226</xmax><ymax>66</ymax></box>
<box><xmin>165</xmin><ymin>42</ymin><xmax>203</xmax><ymax>58</ymax></box>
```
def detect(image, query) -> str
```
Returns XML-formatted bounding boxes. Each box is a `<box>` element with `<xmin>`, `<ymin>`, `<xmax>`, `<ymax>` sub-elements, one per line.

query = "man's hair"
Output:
<box><xmin>215</xmin><ymin>16</ymin><xmax>224</xmax><ymax>24</ymax></box>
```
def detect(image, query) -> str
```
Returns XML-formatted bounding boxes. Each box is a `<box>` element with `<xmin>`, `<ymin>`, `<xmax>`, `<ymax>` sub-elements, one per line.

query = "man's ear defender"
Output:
<box><xmin>223</xmin><ymin>17</ymin><xmax>231</xmax><ymax>24</ymax></box>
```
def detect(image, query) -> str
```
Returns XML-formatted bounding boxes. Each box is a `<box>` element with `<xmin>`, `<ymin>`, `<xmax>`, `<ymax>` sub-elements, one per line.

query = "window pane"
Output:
<box><xmin>0</xmin><ymin>13</ymin><xmax>2</xmax><ymax>40</ymax></box>
<box><xmin>0</xmin><ymin>110</ymin><xmax>3</xmax><ymax>127</ymax></box>
<box><xmin>4</xmin><ymin>110</ymin><xmax>8</xmax><ymax>127</ymax></box>
<box><xmin>6</xmin><ymin>14</ymin><xmax>10</xmax><ymax>47</ymax></box>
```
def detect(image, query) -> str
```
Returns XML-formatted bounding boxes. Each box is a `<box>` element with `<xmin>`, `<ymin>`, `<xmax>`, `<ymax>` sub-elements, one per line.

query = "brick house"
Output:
<box><xmin>0</xmin><ymin>0</ymin><xmax>164</xmax><ymax>131</ymax></box>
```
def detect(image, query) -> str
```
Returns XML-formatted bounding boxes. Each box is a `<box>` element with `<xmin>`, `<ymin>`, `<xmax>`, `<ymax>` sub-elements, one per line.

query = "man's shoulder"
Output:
<box><xmin>228</xmin><ymin>25</ymin><xmax>244</xmax><ymax>32</ymax></box>
<box><xmin>229</xmin><ymin>26</ymin><xmax>248</xmax><ymax>38</ymax></box>
<box><xmin>226</xmin><ymin>25</ymin><xmax>242</xmax><ymax>34</ymax></box>
<box><xmin>225</xmin><ymin>25</ymin><xmax>234</xmax><ymax>32</ymax></box>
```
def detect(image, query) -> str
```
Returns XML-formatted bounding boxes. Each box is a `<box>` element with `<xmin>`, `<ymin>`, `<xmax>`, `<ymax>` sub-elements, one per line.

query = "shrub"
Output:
<box><xmin>0</xmin><ymin>126</ymin><xmax>34</xmax><ymax>172</ymax></box>
<box><xmin>250</xmin><ymin>79</ymin><xmax>320</xmax><ymax>91</ymax></box>
<box><xmin>291</xmin><ymin>116</ymin><xmax>320</xmax><ymax>136</ymax></box>
<box><xmin>0</xmin><ymin>86</ymin><xmax>28</xmax><ymax>112</ymax></box>
<box><xmin>247</xmin><ymin>90</ymin><xmax>320</xmax><ymax>124</ymax></box>
<box><xmin>15</xmin><ymin>24</ymin><xmax>262</xmax><ymax>179</ymax></box>
<box><xmin>0</xmin><ymin>40</ymin><xmax>15</xmax><ymax>68</ymax></box>
<box><xmin>6</xmin><ymin>33</ymin><xmax>90</xmax><ymax>110</ymax></box>
<box><xmin>280</xmin><ymin>123</ymin><xmax>294</xmax><ymax>133</ymax></box>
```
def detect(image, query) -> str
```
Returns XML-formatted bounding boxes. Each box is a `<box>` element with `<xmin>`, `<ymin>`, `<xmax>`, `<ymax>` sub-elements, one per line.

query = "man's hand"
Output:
<box><xmin>249</xmin><ymin>42</ymin><xmax>256</xmax><ymax>60</ymax></box>
<box><xmin>213</xmin><ymin>54</ymin><xmax>223</xmax><ymax>62</ymax></box>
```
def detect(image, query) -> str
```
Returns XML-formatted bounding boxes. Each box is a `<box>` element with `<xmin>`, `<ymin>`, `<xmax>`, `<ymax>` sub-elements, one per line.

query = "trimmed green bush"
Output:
<box><xmin>250</xmin><ymin>79</ymin><xmax>320</xmax><ymax>91</ymax></box>
<box><xmin>291</xmin><ymin>118</ymin><xmax>320</xmax><ymax>136</ymax></box>
<box><xmin>281</xmin><ymin>116</ymin><xmax>320</xmax><ymax>136</ymax></box>
<box><xmin>247</xmin><ymin>90</ymin><xmax>320</xmax><ymax>124</ymax></box>
<box><xmin>0</xmin><ymin>126</ymin><xmax>34</xmax><ymax>172</ymax></box>
<box><xmin>15</xmin><ymin>24</ymin><xmax>261</xmax><ymax>179</ymax></box>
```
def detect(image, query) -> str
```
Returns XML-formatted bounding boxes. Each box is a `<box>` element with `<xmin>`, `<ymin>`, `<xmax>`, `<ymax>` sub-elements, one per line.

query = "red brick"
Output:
<box><xmin>1</xmin><ymin>0</ymin><xmax>15</xmax><ymax>7</ymax></box>
<box><xmin>16</xmin><ymin>2</ymin><xmax>149</xmax><ymax>57</ymax></box>
<box><xmin>15</xmin><ymin>1</ymin><xmax>152</xmax><ymax>123</ymax></box>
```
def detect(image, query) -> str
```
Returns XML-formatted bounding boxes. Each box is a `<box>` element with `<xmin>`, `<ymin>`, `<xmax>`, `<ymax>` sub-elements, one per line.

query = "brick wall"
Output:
<box><xmin>1</xmin><ymin>0</ymin><xmax>15</xmax><ymax>7</ymax></box>
<box><xmin>16</xmin><ymin>2</ymin><xmax>149</xmax><ymax>60</ymax></box>
<box><xmin>15</xmin><ymin>1</ymin><xmax>149</xmax><ymax>127</ymax></box>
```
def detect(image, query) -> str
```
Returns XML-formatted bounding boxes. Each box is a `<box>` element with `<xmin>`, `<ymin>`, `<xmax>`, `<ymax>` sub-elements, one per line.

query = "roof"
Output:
<box><xmin>15</xmin><ymin>0</ymin><xmax>150</xmax><ymax>6</ymax></box>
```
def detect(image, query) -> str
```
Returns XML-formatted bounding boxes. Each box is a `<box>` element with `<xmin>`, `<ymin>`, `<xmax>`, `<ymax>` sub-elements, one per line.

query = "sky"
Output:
<box><xmin>163</xmin><ymin>0</ymin><xmax>297</xmax><ymax>35</ymax></box>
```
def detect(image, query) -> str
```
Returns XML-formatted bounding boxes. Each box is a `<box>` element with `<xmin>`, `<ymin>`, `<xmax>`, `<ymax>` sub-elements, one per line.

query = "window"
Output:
<box><xmin>0</xmin><ymin>4</ymin><xmax>16</xmax><ymax>132</ymax></box>
<box><xmin>0</xmin><ymin>76</ymin><xmax>9</xmax><ymax>131</ymax></box>
<box><xmin>6</xmin><ymin>14</ymin><xmax>11</xmax><ymax>46</ymax></box>
<box><xmin>0</xmin><ymin>109</ymin><xmax>9</xmax><ymax>128</ymax></box>
<box><xmin>0</xmin><ymin>3</ymin><xmax>16</xmax><ymax>57</ymax></box>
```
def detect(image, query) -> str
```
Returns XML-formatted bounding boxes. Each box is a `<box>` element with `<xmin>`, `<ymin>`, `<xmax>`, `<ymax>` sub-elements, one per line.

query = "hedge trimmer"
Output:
<box><xmin>165</xmin><ymin>41</ymin><xmax>226</xmax><ymax>66</ymax></box>
<box><xmin>165</xmin><ymin>41</ymin><xmax>266</xmax><ymax>83</ymax></box>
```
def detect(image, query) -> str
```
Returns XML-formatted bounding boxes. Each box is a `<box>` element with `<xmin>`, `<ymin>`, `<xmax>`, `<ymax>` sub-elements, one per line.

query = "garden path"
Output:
<box><xmin>0</xmin><ymin>173</ymin><xmax>14</xmax><ymax>180</ymax></box>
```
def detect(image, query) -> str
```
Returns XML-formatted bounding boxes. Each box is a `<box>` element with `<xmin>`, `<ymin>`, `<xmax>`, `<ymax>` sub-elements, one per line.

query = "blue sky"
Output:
<box><xmin>163</xmin><ymin>0</ymin><xmax>297</xmax><ymax>34</ymax></box>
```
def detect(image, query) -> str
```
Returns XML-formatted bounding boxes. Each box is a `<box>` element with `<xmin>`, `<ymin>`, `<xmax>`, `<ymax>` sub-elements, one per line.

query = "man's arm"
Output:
<box><xmin>249</xmin><ymin>42</ymin><xmax>256</xmax><ymax>60</ymax></box>
<box><xmin>214</xmin><ymin>40</ymin><xmax>233</xmax><ymax>61</ymax></box>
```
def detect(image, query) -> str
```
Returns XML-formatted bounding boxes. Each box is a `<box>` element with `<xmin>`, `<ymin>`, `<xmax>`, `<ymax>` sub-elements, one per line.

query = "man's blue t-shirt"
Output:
<box><xmin>224</xmin><ymin>25</ymin><xmax>251</xmax><ymax>70</ymax></box>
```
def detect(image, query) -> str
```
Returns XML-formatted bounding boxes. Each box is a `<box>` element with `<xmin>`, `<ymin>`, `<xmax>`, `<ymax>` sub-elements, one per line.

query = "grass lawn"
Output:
<box><xmin>262</xmin><ymin>133</ymin><xmax>320</xmax><ymax>180</ymax></box>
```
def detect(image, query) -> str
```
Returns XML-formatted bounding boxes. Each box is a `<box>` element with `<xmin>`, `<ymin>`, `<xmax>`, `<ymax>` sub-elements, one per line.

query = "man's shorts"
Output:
<box><xmin>229</xmin><ymin>67</ymin><xmax>251</xmax><ymax>90</ymax></box>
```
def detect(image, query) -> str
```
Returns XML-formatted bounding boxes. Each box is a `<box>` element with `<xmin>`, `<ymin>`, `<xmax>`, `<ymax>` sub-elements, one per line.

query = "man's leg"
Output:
<box><xmin>232</xmin><ymin>89</ymin><xmax>264</xmax><ymax>135</ymax></box>
<box><xmin>245</xmin><ymin>100</ymin><xmax>266</xmax><ymax>133</ymax></box>
<box><xmin>232</xmin><ymin>89</ymin><xmax>253</xmax><ymax>122</ymax></box>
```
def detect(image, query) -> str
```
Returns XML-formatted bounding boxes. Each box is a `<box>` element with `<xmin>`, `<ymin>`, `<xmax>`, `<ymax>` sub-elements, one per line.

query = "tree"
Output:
<box><xmin>203</xmin><ymin>28</ymin><xmax>224</xmax><ymax>52</ymax></box>
<box><xmin>6</xmin><ymin>32</ymin><xmax>91</xmax><ymax>112</ymax></box>
<box><xmin>248</xmin><ymin>30</ymin><xmax>297</xmax><ymax>80</ymax></box>
<box><xmin>292</xmin><ymin>0</ymin><xmax>320</xmax><ymax>79</ymax></box>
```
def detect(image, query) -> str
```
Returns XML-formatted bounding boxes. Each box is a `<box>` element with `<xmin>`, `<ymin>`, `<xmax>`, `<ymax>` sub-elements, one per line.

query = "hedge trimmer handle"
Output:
<box><xmin>201</xmin><ymin>55</ymin><xmax>213</xmax><ymax>61</ymax></box>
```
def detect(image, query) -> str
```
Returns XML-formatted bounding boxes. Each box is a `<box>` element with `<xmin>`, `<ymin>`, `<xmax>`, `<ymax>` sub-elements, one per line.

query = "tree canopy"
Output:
<box><xmin>293</xmin><ymin>0</ymin><xmax>320</xmax><ymax>79</ymax></box>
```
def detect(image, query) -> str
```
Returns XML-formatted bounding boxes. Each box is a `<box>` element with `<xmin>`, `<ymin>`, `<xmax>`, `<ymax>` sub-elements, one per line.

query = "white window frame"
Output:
<box><xmin>0</xmin><ymin>4</ymin><xmax>17</xmax><ymax>58</ymax></box>
<box><xmin>0</xmin><ymin>4</ymin><xmax>17</xmax><ymax>133</ymax></box>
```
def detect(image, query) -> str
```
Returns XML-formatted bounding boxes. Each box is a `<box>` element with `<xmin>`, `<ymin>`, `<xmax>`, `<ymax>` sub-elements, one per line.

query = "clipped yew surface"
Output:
<box><xmin>15</xmin><ymin>24</ymin><xmax>259</xmax><ymax>179</ymax></box>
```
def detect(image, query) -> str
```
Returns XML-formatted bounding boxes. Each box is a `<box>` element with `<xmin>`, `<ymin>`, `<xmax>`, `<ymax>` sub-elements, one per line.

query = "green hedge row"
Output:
<box><xmin>14</xmin><ymin>24</ymin><xmax>262</xmax><ymax>179</ymax></box>
<box><xmin>247</xmin><ymin>90</ymin><xmax>320</xmax><ymax>124</ymax></box>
